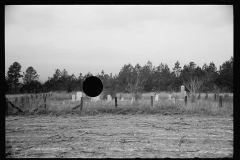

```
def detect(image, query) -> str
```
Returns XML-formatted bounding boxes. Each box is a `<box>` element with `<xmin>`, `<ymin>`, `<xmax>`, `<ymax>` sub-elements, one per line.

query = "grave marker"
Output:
<box><xmin>76</xmin><ymin>92</ymin><xmax>82</xmax><ymax>101</ymax></box>
<box><xmin>181</xmin><ymin>85</ymin><xmax>185</xmax><ymax>98</ymax></box>
<box><xmin>72</xmin><ymin>95</ymin><xmax>76</xmax><ymax>101</ymax></box>
<box><xmin>107</xmin><ymin>95</ymin><xmax>112</xmax><ymax>101</ymax></box>
<box><xmin>155</xmin><ymin>95</ymin><xmax>159</xmax><ymax>101</ymax></box>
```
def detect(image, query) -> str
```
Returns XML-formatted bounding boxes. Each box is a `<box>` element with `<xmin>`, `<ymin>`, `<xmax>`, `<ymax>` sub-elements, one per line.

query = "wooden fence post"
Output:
<box><xmin>115</xmin><ymin>97</ymin><xmax>117</xmax><ymax>108</ymax></box>
<box><xmin>214</xmin><ymin>93</ymin><xmax>217</xmax><ymax>101</ymax></box>
<box><xmin>80</xmin><ymin>97</ymin><xmax>83</xmax><ymax>112</ymax></box>
<box><xmin>21</xmin><ymin>96</ymin><xmax>24</xmax><ymax>108</ymax></box>
<box><xmin>219</xmin><ymin>95</ymin><xmax>222</xmax><ymax>107</ymax></box>
<box><xmin>198</xmin><ymin>93</ymin><xmax>200</xmax><ymax>100</ymax></box>
<box><xmin>185</xmin><ymin>96</ymin><xmax>187</xmax><ymax>106</ymax></box>
<box><xmin>151</xmin><ymin>96</ymin><xmax>153</xmax><ymax>107</ymax></box>
<box><xmin>205</xmin><ymin>93</ymin><xmax>208</xmax><ymax>99</ymax></box>
<box><xmin>44</xmin><ymin>96</ymin><xmax>47</xmax><ymax>109</ymax></box>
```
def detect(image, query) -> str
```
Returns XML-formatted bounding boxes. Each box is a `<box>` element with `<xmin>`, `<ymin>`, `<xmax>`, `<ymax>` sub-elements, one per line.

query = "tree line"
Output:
<box><xmin>5</xmin><ymin>56</ymin><xmax>233</xmax><ymax>95</ymax></box>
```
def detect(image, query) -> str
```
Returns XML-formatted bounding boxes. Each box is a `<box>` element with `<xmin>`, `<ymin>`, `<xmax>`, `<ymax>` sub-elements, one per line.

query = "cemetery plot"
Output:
<box><xmin>6</xmin><ymin>114</ymin><xmax>233</xmax><ymax>158</ymax></box>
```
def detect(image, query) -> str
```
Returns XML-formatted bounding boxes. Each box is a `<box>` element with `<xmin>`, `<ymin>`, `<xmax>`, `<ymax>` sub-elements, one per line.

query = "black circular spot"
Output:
<box><xmin>83</xmin><ymin>76</ymin><xmax>103</xmax><ymax>97</ymax></box>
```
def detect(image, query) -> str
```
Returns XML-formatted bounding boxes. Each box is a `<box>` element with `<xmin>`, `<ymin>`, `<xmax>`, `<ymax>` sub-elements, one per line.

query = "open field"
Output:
<box><xmin>6</xmin><ymin>114</ymin><xmax>233</xmax><ymax>158</ymax></box>
<box><xmin>5</xmin><ymin>92</ymin><xmax>233</xmax><ymax>158</ymax></box>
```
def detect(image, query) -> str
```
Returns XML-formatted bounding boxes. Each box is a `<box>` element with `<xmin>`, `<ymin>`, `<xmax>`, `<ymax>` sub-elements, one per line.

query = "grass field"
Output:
<box><xmin>5</xmin><ymin>91</ymin><xmax>233</xmax><ymax>116</ymax></box>
<box><xmin>5</xmin><ymin>91</ymin><xmax>233</xmax><ymax>158</ymax></box>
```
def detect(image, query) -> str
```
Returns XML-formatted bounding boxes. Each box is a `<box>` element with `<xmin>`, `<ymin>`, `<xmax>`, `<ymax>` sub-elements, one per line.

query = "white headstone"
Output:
<box><xmin>181</xmin><ymin>85</ymin><xmax>185</xmax><ymax>93</ymax></box>
<box><xmin>76</xmin><ymin>92</ymin><xmax>82</xmax><ymax>101</ymax></box>
<box><xmin>155</xmin><ymin>95</ymin><xmax>159</xmax><ymax>101</ymax></box>
<box><xmin>181</xmin><ymin>85</ymin><xmax>185</xmax><ymax>98</ymax></box>
<box><xmin>107</xmin><ymin>95</ymin><xmax>112</xmax><ymax>101</ymax></box>
<box><xmin>72</xmin><ymin>95</ymin><xmax>75</xmax><ymax>101</ymax></box>
<box><xmin>63</xmin><ymin>102</ymin><xmax>65</xmax><ymax>105</ymax></box>
<box><xmin>91</xmin><ymin>95</ymin><xmax>100</xmax><ymax>102</ymax></box>
<box><xmin>168</xmin><ymin>94</ymin><xmax>172</xmax><ymax>100</ymax></box>
<box><xmin>121</xmin><ymin>97</ymin><xmax>124</xmax><ymax>101</ymax></box>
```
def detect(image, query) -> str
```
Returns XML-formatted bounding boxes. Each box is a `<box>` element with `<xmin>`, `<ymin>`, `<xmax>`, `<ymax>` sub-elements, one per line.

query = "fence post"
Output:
<box><xmin>151</xmin><ymin>96</ymin><xmax>153</xmax><ymax>107</ymax></box>
<box><xmin>219</xmin><ymin>95</ymin><xmax>222</xmax><ymax>107</ymax></box>
<box><xmin>115</xmin><ymin>97</ymin><xmax>117</xmax><ymax>108</ymax></box>
<box><xmin>198</xmin><ymin>93</ymin><xmax>200</xmax><ymax>100</ymax></box>
<box><xmin>214</xmin><ymin>93</ymin><xmax>217</xmax><ymax>101</ymax></box>
<box><xmin>44</xmin><ymin>95</ymin><xmax>47</xmax><ymax>109</ymax></box>
<box><xmin>205</xmin><ymin>93</ymin><xmax>208</xmax><ymax>99</ymax></box>
<box><xmin>21</xmin><ymin>96</ymin><xmax>24</xmax><ymax>108</ymax></box>
<box><xmin>80</xmin><ymin>97</ymin><xmax>83</xmax><ymax>112</ymax></box>
<box><xmin>185</xmin><ymin>96</ymin><xmax>187</xmax><ymax>106</ymax></box>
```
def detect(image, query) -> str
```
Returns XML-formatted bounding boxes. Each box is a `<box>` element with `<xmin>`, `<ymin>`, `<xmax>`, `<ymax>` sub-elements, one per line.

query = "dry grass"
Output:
<box><xmin>6</xmin><ymin>114</ymin><xmax>233</xmax><ymax>158</ymax></box>
<box><xmin>6</xmin><ymin>91</ymin><xmax>233</xmax><ymax>116</ymax></box>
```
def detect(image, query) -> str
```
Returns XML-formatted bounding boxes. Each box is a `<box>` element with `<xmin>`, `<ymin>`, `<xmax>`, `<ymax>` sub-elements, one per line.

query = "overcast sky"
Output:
<box><xmin>5</xmin><ymin>5</ymin><xmax>233</xmax><ymax>83</ymax></box>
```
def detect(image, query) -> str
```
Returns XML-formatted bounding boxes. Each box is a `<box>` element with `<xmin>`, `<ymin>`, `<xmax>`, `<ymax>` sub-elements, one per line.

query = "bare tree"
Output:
<box><xmin>183</xmin><ymin>77</ymin><xmax>205</xmax><ymax>102</ymax></box>
<box><xmin>213</xmin><ymin>83</ymin><xmax>221</xmax><ymax>99</ymax></box>
<box><xmin>125</xmin><ymin>73</ymin><xmax>145</xmax><ymax>101</ymax></box>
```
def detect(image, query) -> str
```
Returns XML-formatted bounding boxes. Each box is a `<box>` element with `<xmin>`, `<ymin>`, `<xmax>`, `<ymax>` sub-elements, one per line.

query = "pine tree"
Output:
<box><xmin>23</xmin><ymin>66</ymin><xmax>39</xmax><ymax>83</ymax></box>
<box><xmin>173</xmin><ymin>61</ymin><xmax>181</xmax><ymax>77</ymax></box>
<box><xmin>6</xmin><ymin>62</ymin><xmax>23</xmax><ymax>93</ymax></box>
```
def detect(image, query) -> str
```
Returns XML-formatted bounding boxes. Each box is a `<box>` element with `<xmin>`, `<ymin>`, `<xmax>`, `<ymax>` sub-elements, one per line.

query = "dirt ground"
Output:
<box><xmin>5</xmin><ymin>114</ymin><xmax>233</xmax><ymax>158</ymax></box>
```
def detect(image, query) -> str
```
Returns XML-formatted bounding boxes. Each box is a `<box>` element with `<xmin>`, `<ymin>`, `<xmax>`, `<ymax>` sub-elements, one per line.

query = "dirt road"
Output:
<box><xmin>6</xmin><ymin>114</ymin><xmax>233</xmax><ymax>158</ymax></box>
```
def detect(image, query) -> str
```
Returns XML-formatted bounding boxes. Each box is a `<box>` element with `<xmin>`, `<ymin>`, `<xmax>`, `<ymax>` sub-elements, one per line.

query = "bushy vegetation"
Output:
<box><xmin>5</xmin><ymin>57</ymin><xmax>233</xmax><ymax>95</ymax></box>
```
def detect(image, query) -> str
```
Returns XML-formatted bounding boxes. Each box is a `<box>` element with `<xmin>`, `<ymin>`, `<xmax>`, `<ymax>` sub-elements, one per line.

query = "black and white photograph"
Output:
<box><xmin>5</xmin><ymin>5</ymin><xmax>233</xmax><ymax>158</ymax></box>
